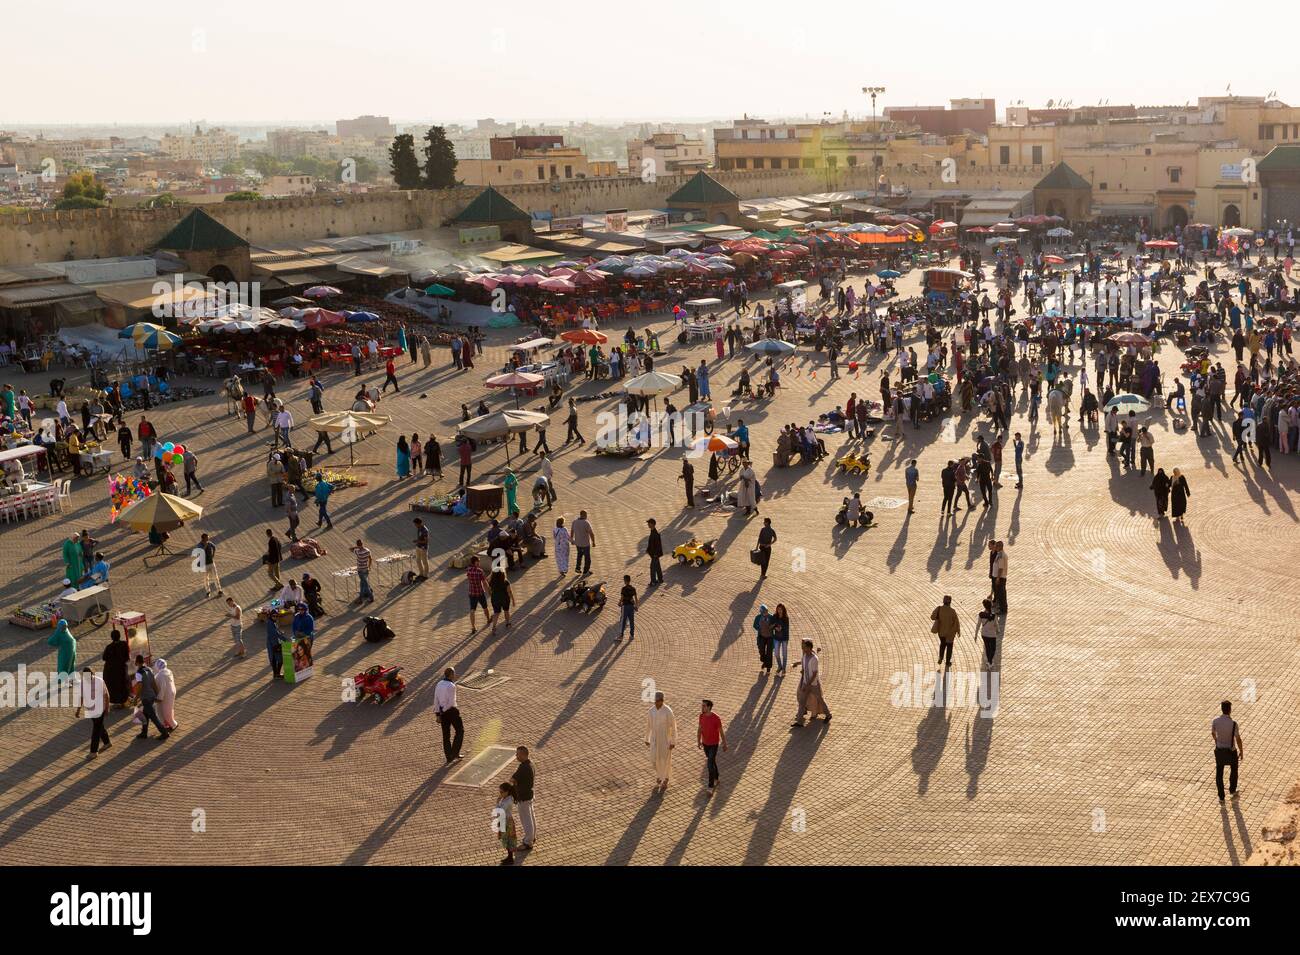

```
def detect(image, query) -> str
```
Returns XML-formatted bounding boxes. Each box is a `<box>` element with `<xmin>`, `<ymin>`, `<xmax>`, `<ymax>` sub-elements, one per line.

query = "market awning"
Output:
<box><xmin>55</xmin><ymin>295</ymin><xmax>105</xmax><ymax>315</ymax></box>
<box><xmin>0</xmin><ymin>282</ymin><xmax>88</xmax><ymax>308</ymax></box>
<box><xmin>0</xmin><ymin>445</ymin><xmax>47</xmax><ymax>465</ymax></box>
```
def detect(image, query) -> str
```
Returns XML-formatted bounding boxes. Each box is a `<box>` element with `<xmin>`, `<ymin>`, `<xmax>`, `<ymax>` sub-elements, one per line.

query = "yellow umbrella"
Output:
<box><xmin>116</xmin><ymin>492</ymin><xmax>203</xmax><ymax>534</ymax></box>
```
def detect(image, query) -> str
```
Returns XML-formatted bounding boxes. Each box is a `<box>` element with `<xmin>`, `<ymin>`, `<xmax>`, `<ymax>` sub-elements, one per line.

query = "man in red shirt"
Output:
<box><xmin>465</xmin><ymin>556</ymin><xmax>488</xmax><ymax>633</ymax></box>
<box><xmin>382</xmin><ymin>357</ymin><xmax>400</xmax><ymax>394</ymax></box>
<box><xmin>697</xmin><ymin>699</ymin><xmax>728</xmax><ymax>793</ymax></box>
<box><xmin>242</xmin><ymin>393</ymin><xmax>258</xmax><ymax>433</ymax></box>
<box><xmin>137</xmin><ymin>415</ymin><xmax>157</xmax><ymax>460</ymax></box>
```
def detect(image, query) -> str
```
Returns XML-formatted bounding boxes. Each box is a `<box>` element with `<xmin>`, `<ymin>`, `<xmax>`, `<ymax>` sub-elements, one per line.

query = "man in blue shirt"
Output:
<box><xmin>1013</xmin><ymin>432</ymin><xmax>1025</xmax><ymax>488</ymax></box>
<box><xmin>292</xmin><ymin>604</ymin><xmax>315</xmax><ymax>640</ymax></box>
<box><xmin>89</xmin><ymin>552</ymin><xmax>110</xmax><ymax>586</ymax></box>
<box><xmin>313</xmin><ymin>472</ymin><xmax>334</xmax><ymax>530</ymax></box>
<box><xmin>730</xmin><ymin>420</ymin><xmax>750</xmax><ymax>456</ymax></box>
<box><xmin>904</xmin><ymin>459</ymin><xmax>919</xmax><ymax>513</ymax></box>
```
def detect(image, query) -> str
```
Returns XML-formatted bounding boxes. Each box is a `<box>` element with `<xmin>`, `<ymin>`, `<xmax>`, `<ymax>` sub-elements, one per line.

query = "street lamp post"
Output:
<box><xmin>862</xmin><ymin>86</ymin><xmax>886</xmax><ymax>125</ymax></box>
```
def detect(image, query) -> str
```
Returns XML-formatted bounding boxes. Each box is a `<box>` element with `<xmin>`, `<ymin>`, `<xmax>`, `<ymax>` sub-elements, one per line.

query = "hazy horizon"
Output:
<box><xmin>6</xmin><ymin>0</ymin><xmax>1296</xmax><ymax>127</ymax></box>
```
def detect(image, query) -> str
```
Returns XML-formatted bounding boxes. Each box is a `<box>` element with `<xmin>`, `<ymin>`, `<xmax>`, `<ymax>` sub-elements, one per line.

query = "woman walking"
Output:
<box><xmin>771</xmin><ymin>604</ymin><xmax>791</xmax><ymax>675</ymax></box>
<box><xmin>1150</xmin><ymin>467</ymin><xmax>1171</xmax><ymax>517</ymax></box>
<box><xmin>1170</xmin><ymin>467</ymin><xmax>1191</xmax><ymax>522</ymax></box>
<box><xmin>976</xmin><ymin>598</ymin><xmax>999</xmax><ymax>665</ymax></box>
<box><xmin>153</xmin><ymin>658</ymin><xmax>178</xmax><ymax>730</ymax></box>
<box><xmin>553</xmin><ymin>517</ymin><xmax>571</xmax><ymax>576</ymax></box>
<box><xmin>487</xmin><ymin>568</ymin><xmax>514</xmax><ymax>636</ymax></box>
<box><xmin>101</xmin><ymin>629</ymin><xmax>130</xmax><ymax>708</ymax></box>
<box><xmin>425</xmin><ymin>435</ymin><xmax>442</xmax><ymax>479</ymax></box>
<box><xmin>395</xmin><ymin>435</ymin><xmax>411</xmax><ymax>479</ymax></box>
<box><xmin>409</xmin><ymin>433</ymin><xmax>424</xmax><ymax>476</ymax></box>
<box><xmin>503</xmin><ymin>467</ymin><xmax>519</xmax><ymax>515</ymax></box>
<box><xmin>495</xmin><ymin>782</ymin><xmax>519</xmax><ymax>865</ymax></box>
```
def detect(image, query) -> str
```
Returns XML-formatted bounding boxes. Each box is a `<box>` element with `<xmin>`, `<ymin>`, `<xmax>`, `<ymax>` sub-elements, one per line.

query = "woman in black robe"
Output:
<box><xmin>1170</xmin><ymin>468</ymin><xmax>1190</xmax><ymax>522</ymax></box>
<box><xmin>301</xmin><ymin>573</ymin><xmax>325</xmax><ymax>617</ymax></box>
<box><xmin>425</xmin><ymin>436</ymin><xmax>441</xmax><ymax>478</ymax></box>
<box><xmin>101</xmin><ymin>629</ymin><xmax>130</xmax><ymax>708</ymax></box>
<box><xmin>1149</xmin><ymin>468</ymin><xmax>1171</xmax><ymax>518</ymax></box>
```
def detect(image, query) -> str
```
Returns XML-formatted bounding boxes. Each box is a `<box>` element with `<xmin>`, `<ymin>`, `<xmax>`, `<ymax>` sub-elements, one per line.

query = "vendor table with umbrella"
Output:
<box><xmin>458</xmin><ymin>409</ymin><xmax>549</xmax><ymax>465</ymax></box>
<box><xmin>308</xmin><ymin>411</ymin><xmax>391</xmax><ymax>466</ymax></box>
<box><xmin>559</xmin><ymin>329</ymin><xmax>608</xmax><ymax>346</ymax></box>
<box><xmin>116</xmin><ymin>492</ymin><xmax>203</xmax><ymax>564</ymax></box>
<box><xmin>484</xmin><ymin>371</ymin><xmax>545</xmax><ymax>408</ymax></box>
<box><xmin>623</xmin><ymin>370</ymin><xmax>682</xmax><ymax>413</ymax></box>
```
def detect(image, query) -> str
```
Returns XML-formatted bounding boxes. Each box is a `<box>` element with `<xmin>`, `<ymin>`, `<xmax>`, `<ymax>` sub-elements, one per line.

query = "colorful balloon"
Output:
<box><xmin>162</xmin><ymin>442</ymin><xmax>174</xmax><ymax>453</ymax></box>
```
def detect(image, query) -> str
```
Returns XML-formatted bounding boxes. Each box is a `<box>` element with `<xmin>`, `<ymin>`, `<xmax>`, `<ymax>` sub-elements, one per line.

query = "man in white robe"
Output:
<box><xmin>645</xmin><ymin>692</ymin><xmax>676</xmax><ymax>792</ymax></box>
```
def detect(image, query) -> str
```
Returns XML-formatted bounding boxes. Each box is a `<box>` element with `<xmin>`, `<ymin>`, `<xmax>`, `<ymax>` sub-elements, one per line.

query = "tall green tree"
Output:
<box><xmin>389</xmin><ymin>134</ymin><xmax>422</xmax><ymax>190</ymax></box>
<box><xmin>421</xmin><ymin>126</ymin><xmax>458</xmax><ymax>189</ymax></box>
<box><xmin>55</xmin><ymin>171</ymin><xmax>107</xmax><ymax>209</ymax></box>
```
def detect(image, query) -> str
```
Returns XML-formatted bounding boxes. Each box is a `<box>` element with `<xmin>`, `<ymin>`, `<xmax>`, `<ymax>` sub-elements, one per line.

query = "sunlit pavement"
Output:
<box><xmin>0</xmin><ymin>262</ymin><xmax>1295</xmax><ymax>866</ymax></box>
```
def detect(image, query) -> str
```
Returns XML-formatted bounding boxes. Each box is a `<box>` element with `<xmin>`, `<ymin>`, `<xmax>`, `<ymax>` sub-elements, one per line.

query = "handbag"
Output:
<box><xmin>749</xmin><ymin>547</ymin><xmax>763</xmax><ymax>565</ymax></box>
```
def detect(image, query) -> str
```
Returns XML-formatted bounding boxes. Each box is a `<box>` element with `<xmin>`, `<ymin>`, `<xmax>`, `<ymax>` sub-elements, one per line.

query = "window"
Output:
<box><xmin>1031</xmin><ymin>145</ymin><xmax>1043</xmax><ymax>165</ymax></box>
<box><xmin>847</xmin><ymin>155</ymin><xmax>858</xmax><ymax>167</ymax></box>
<box><xmin>735</xmin><ymin>158</ymin><xmax>747</xmax><ymax>169</ymax></box>
<box><xmin>537</xmin><ymin>165</ymin><xmax>545</xmax><ymax>179</ymax></box>
<box><xmin>802</xmin><ymin>158</ymin><xmax>816</xmax><ymax>169</ymax></box>
<box><xmin>752</xmin><ymin>158</ymin><xmax>764</xmax><ymax>169</ymax></box>
<box><xmin>564</xmin><ymin>165</ymin><xmax>572</xmax><ymax>178</ymax></box>
<box><xmin>549</xmin><ymin>164</ymin><xmax>557</xmax><ymax>178</ymax></box>
<box><xmin>720</xmin><ymin>159</ymin><xmax>734</xmax><ymax>171</ymax></box>
<box><xmin>1099</xmin><ymin>182</ymin><xmax>1108</xmax><ymax>191</ymax></box>
<box><xmin>999</xmin><ymin>146</ymin><xmax>1010</xmax><ymax>165</ymax></box>
<box><xmin>1168</xmin><ymin>167</ymin><xmax>1181</xmax><ymax>183</ymax></box>
<box><xmin>1259</xmin><ymin>124</ymin><xmax>1274</xmax><ymax>140</ymax></box>
<box><xmin>1144</xmin><ymin>147</ymin><xmax>1151</xmax><ymax>156</ymax></box>
<box><xmin>826</xmin><ymin>155</ymin><xmax>837</xmax><ymax>169</ymax></box>
<box><xmin>497</xmin><ymin>164</ymin><xmax>503</xmax><ymax>173</ymax></box>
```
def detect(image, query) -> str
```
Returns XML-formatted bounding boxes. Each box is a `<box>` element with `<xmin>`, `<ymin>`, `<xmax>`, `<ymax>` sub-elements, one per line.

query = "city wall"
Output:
<box><xmin>0</xmin><ymin>166</ymin><xmax>1048</xmax><ymax>267</ymax></box>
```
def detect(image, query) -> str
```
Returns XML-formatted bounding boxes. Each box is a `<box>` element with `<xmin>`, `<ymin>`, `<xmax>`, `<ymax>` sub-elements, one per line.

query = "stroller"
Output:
<box><xmin>560</xmin><ymin>578</ymin><xmax>607</xmax><ymax>613</ymax></box>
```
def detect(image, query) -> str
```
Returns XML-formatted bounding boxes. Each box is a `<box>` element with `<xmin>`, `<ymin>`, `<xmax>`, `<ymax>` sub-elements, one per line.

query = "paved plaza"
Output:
<box><xmin>0</xmin><ymin>266</ymin><xmax>1296</xmax><ymax>867</ymax></box>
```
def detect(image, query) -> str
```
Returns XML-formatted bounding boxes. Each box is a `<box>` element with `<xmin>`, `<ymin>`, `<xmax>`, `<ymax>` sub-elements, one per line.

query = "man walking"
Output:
<box><xmin>940</xmin><ymin>460</ymin><xmax>957</xmax><ymax>514</ymax></box>
<box><xmin>352</xmin><ymin>539</ymin><xmax>374</xmax><ymax>605</ymax></box>
<box><xmin>991</xmin><ymin>540</ymin><xmax>1008</xmax><ymax>615</ymax></box>
<box><xmin>756</xmin><ymin>517</ymin><xmax>776</xmax><ymax>578</ymax></box>
<box><xmin>434</xmin><ymin>667</ymin><xmax>464</xmax><ymax>764</ymax></box>
<box><xmin>1137</xmin><ymin>426</ymin><xmax>1155</xmax><ymax>474</ymax></box>
<box><xmin>412</xmin><ymin>517</ymin><xmax>430</xmax><ymax>581</ymax></box>
<box><xmin>85</xmin><ymin>667</ymin><xmax>111</xmax><ymax>757</ymax></box>
<box><xmin>135</xmin><ymin>654</ymin><xmax>170</xmax><ymax>740</ymax></box>
<box><xmin>570</xmin><ymin>510</ymin><xmax>595</xmax><ymax>576</ymax></box>
<box><xmin>1013</xmin><ymin>432</ymin><xmax>1025</xmax><ymax>488</ymax></box>
<box><xmin>930</xmin><ymin>595</ymin><xmax>961</xmax><ymax>668</ymax></box>
<box><xmin>182</xmin><ymin>448</ymin><xmax>203</xmax><ymax>495</ymax></box>
<box><xmin>646</xmin><ymin>691</ymin><xmax>677</xmax><ymax>793</ymax></box>
<box><xmin>697</xmin><ymin>699</ymin><xmax>728</xmax><ymax>793</ymax></box>
<box><xmin>905</xmin><ymin>458</ymin><xmax>919</xmax><ymax>514</ymax></box>
<box><xmin>645</xmin><ymin>518</ymin><xmax>663</xmax><ymax>585</ymax></box>
<box><xmin>1211</xmin><ymin>700</ymin><xmax>1244</xmax><ymax>803</ymax></box>
<box><xmin>198</xmin><ymin>532</ymin><xmax>221</xmax><ymax>597</ymax></box>
<box><xmin>313</xmin><ymin>471</ymin><xmax>334</xmax><ymax>529</ymax></box>
<box><xmin>382</xmin><ymin>357</ymin><xmax>400</xmax><ymax>393</ymax></box>
<box><xmin>511</xmin><ymin>746</ymin><xmax>536</xmax><ymax>850</ymax></box>
<box><xmin>618</xmin><ymin>574</ymin><xmax>638</xmax><ymax>641</ymax></box>
<box><xmin>274</xmin><ymin>405</ymin><xmax>294</xmax><ymax>448</ymax></box>
<box><xmin>679</xmin><ymin>458</ymin><xmax>695</xmax><ymax>508</ymax></box>
<box><xmin>564</xmin><ymin>398</ymin><xmax>584</xmax><ymax>445</ymax></box>
<box><xmin>264</xmin><ymin>528</ymin><xmax>283</xmax><ymax>591</ymax></box>
<box><xmin>457</xmin><ymin>438</ymin><xmax>473</xmax><ymax>488</ymax></box>
<box><xmin>466</xmin><ymin>554</ymin><xmax>488</xmax><ymax>632</ymax></box>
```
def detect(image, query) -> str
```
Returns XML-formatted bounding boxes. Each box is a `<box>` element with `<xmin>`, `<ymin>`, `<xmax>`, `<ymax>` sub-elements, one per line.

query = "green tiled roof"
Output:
<box><xmin>1035</xmin><ymin>162</ymin><xmax>1091</xmax><ymax>191</ymax></box>
<box><xmin>452</xmin><ymin>187</ymin><xmax>530</xmax><ymax>223</ymax></box>
<box><xmin>154</xmin><ymin>208</ymin><xmax>249</xmax><ymax>251</ymax></box>
<box><xmin>666</xmin><ymin>172</ymin><xmax>738</xmax><ymax>205</ymax></box>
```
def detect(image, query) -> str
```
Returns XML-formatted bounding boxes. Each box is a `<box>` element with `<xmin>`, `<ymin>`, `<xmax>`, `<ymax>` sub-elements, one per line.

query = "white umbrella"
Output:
<box><xmin>308</xmin><ymin>410</ymin><xmax>392</xmax><ymax>465</ymax></box>
<box><xmin>1046</xmin><ymin>227</ymin><xmax>1074</xmax><ymax>238</ymax></box>
<box><xmin>1222</xmin><ymin>227</ymin><xmax>1253</xmax><ymax>237</ymax></box>
<box><xmin>746</xmin><ymin>339</ymin><xmax>796</xmax><ymax>356</ymax></box>
<box><xmin>1103</xmin><ymin>394</ymin><xmax>1151</xmax><ymax>416</ymax></box>
<box><xmin>623</xmin><ymin>371</ymin><xmax>682</xmax><ymax>396</ymax></box>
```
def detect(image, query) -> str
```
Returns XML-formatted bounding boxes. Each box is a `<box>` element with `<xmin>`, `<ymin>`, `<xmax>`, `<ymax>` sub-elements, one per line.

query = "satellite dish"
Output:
<box><xmin>684</xmin><ymin>212</ymin><xmax>695</xmax><ymax>222</ymax></box>
<box><xmin>1046</xmin><ymin>99</ymin><xmax>1055</xmax><ymax>108</ymax></box>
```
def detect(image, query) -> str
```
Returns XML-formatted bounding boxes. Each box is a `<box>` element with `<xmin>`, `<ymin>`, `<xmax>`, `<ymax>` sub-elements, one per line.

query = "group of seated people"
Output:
<box><xmin>485</xmin><ymin>511</ymin><xmax>545</xmax><ymax>568</ymax></box>
<box><xmin>775</xmin><ymin>422</ymin><xmax>828</xmax><ymax>466</ymax></box>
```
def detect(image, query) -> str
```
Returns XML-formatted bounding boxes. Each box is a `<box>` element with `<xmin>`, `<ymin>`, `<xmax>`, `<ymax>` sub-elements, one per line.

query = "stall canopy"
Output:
<box><xmin>508</xmin><ymin>337</ymin><xmax>554</xmax><ymax>352</ymax></box>
<box><xmin>0</xmin><ymin>445</ymin><xmax>48</xmax><ymax>467</ymax></box>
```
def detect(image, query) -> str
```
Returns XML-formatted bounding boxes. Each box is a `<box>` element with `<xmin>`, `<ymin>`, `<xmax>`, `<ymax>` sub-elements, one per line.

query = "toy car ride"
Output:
<box><xmin>673</xmin><ymin>537</ymin><xmax>717</xmax><ymax>568</ymax></box>
<box><xmin>560</xmin><ymin>578</ymin><xmax>607</xmax><ymax>612</ymax></box>
<box><xmin>353</xmin><ymin>664</ymin><xmax>406</xmax><ymax>704</ymax></box>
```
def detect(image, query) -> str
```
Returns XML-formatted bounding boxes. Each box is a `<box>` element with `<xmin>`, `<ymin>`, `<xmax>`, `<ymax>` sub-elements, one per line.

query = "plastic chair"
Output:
<box><xmin>56</xmin><ymin>479</ymin><xmax>72</xmax><ymax>512</ymax></box>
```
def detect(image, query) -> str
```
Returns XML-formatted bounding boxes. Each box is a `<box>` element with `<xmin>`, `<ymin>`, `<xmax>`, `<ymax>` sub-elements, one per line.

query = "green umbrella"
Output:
<box><xmin>424</xmin><ymin>284</ymin><xmax>456</xmax><ymax>296</ymax></box>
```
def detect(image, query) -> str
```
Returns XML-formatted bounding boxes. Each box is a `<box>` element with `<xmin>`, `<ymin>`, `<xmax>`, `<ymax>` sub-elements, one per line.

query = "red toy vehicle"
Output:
<box><xmin>353</xmin><ymin>664</ymin><xmax>406</xmax><ymax>704</ymax></box>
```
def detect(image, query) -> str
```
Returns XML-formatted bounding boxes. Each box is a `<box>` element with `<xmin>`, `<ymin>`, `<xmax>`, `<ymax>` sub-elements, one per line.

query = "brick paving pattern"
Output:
<box><xmin>0</xmin><ymin>267</ymin><xmax>1294</xmax><ymax>866</ymax></box>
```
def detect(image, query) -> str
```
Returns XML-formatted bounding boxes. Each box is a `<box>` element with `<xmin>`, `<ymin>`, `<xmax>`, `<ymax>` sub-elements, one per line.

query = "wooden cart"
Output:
<box><xmin>464</xmin><ymin>483</ymin><xmax>503</xmax><ymax>519</ymax></box>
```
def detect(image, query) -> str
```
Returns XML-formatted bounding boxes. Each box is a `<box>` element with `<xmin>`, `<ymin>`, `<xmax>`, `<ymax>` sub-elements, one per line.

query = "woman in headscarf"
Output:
<box><xmin>425</xmin><ymin>435</ymin><xmax>442</xmax><ymax>479</ymax></box>
<box><xmin>552</xmin><ymin>516</ymin><xmax>571</xmax><ymax>576</ymax></box>
<box><xmin>1170</xmin><ymin>467</ymin><xmax>1191</xmax><ymax>522</ymax></box>
<box><xmin>396</xmin><ymin>435</ymin><xmax>410</xmax><ymax>479</ymax></box>
<box><xmin>503</xmin><ymin>467</ymin><xmax>519</xmax><ymax>515</ymax></box>
<box><xmin>153</xmin><ymin>658</ymin><xmax>178</xmax><ymax>730</ymax></box>
<box><xmin>409</xmin><ymin>433</ymin><xmax>424</xmax><ymax>476</ymax></box>
<box><xmin>1149</xmin><ymin>467</ymin><xmax>1171</xmax><ymax>518</ymax></box>
<box><xmin>61</xmin><ymin>534</ymin><xmax>85</xmax><ymax>585</ymax></box>
<box><xmin>101</xmin><ymin>629</ymin><xmax>131</xmax><ymax>708</ymax></box>
<box><xmin>48</xmin><ymin>620</ymin><xmax>77</xmax><ymax>706</ymax></box>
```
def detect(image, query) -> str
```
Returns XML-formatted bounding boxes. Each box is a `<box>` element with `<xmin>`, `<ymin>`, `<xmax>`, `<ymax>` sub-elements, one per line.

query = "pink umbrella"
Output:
<box><xmin>484</xmin><ymin>371</ymin><xmax>545</xmax><ymax>408</ymax></box>
<box><xmin>302</xmin><ymin>286</ymin><xmax>342</xmax><ymax>299</ymax></box>
<box><xmin>299</xmin><ymin>308</ymin><xmax>346</xmax><ymax>328</ymax></box>
<box><xmin>515</xmin><ymin>274</ymin><xmax>542</xmax><ymax>286</ymax></box>
<box><xmin>539</xmin><ymin>277</ymin><xmax>577</xmax><ymax>292</ymax></box>
<box><xmin>548</xmin><ymin>267</ymin><xmax>577</xmax><ymax>278</ymax></box>
<box><xmin>571</xmin><ymin>270</ymin><xmax>607</xmax><ymax>287</ymax></box>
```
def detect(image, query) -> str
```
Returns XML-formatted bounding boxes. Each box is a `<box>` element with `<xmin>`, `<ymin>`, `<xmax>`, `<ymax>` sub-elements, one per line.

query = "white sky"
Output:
<box><xmin>6</xmin><ymin>0</ymin><xmax>1294</xmax><ymax>125</ymax></box>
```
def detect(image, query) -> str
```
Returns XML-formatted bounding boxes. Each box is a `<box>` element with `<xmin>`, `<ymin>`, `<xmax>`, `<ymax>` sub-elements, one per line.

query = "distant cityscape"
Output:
<box><xmin>4</xmin><ymin>94</ymin><xmax>1300</xmax><ymax>231</ymax></box>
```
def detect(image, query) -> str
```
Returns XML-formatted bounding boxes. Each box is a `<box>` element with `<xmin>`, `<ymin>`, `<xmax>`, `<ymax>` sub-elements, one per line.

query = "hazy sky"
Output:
<box><xmin>7</xmin><ymin>0</ymin><xmax>1295</xmax><ymax>126</ymax></box>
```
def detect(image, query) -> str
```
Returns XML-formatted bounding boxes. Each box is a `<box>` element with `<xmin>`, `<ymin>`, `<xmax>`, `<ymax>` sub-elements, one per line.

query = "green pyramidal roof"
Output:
<box><xmin>666</xmin><ymin>172</ymin><xmax>738</xmax><ymax>205</ymax></box>
<box><xmin>452</xmin><ymin>187</ymin><xmax>531</xmax><ymax>223</ymax></box>
<box><xmin>1256</xmin><ymin>145</ymin><xmax>1300</xmax><ymax>172</ymax></box>
<box><xmin>154</xmin><ymin>208</ymin><xmax>249</xmax><ymax>251</ymax></box>
<box><xmin>1035</xmin><ymin>162</ymin><xmax>1091</xmax><ymax>191</ymax></box>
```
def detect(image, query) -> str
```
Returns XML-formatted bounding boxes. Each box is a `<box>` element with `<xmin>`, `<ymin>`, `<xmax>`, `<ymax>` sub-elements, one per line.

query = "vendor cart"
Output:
<box><xmin>112</xmin><ymin>610</ymin><xmax>151</xmax><ymax>705</ymax></box>
<box><xmin>60</xmin><ymin>584</ymin><xmax>112</xmax><ymax>629</ymax></box>
<box><xmin>464</xmin><ymin>483</ymin><xmax>503</xmax><ymax>519</ymax></box>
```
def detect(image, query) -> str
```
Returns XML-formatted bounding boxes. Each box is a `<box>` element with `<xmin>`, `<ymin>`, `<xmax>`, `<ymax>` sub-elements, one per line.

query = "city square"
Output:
<box><xmin>0</xmin><ymin>258</ymin><xmax>1294</xmax><ymax>867</ymax></box>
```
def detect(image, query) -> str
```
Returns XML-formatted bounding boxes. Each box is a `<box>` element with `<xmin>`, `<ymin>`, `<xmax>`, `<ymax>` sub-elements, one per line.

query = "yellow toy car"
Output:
<box><xmin>837</xmin><ymin>451</ymin><xmax>871</xmax><ymax>476</ymax></box>
<box><xmin>673</xmin><ymin>537</ymin><xmax>717</xmax><ymax>568</ymax></box>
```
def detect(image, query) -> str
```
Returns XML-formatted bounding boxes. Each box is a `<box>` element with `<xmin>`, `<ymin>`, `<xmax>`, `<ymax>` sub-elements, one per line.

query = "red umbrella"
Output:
<box><xmin>299</xmin><ymin>308</ymin><xmax>346</xmax><ymax>328</ymax></box>
<box><xmin>1042</xmin><ymin>254</ymin><xmax>1066</xmax><ymax>265</ymax></box>
<box><xmin>965</xmin><ymin>226</ymin><xmax>991</xmax><ymax>234</ymax></box>
<box><xmin>1144</xmin><ymin>239</ymin><xmax>1178</xmax><ymax>249</ymax></box>
<box><xmin>559</xmin><ymin>329</ymin><xmax>608</xmax><ymax>345</ymax></box>
<box><xmin>539</xmin><ymin>277</ymin><xmax>577</xmax><ymax>292</ymax></box>
<box><xmin>571</xmin><ymin>269</ymin><xmax>607</xmax><ymax>287</ymax></box>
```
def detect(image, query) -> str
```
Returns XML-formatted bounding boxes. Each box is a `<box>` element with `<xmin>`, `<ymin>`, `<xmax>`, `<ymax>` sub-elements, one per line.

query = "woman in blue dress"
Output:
<box><xmin>396</xmin><ymin>435</ymin><xmax>411</xmax><ymax>479</ymax></box>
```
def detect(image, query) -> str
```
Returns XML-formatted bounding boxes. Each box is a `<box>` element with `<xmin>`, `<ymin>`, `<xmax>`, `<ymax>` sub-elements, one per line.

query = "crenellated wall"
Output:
<box><xmin>0</xmin><ymin>165</ymin><xmax>1050</xmax><ymax>267</ymax></box>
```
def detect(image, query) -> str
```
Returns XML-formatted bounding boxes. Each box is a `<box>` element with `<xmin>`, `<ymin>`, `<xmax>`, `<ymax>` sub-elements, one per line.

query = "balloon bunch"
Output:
<box><xmin>107</xmin><ymin>472</ymin><xmax>152</xmax><ymax>522</ymax></box>
<box><xmin>154</xmin><ymin>441</ymin><xmax>186</xmax><ymax>467</ymax></box>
